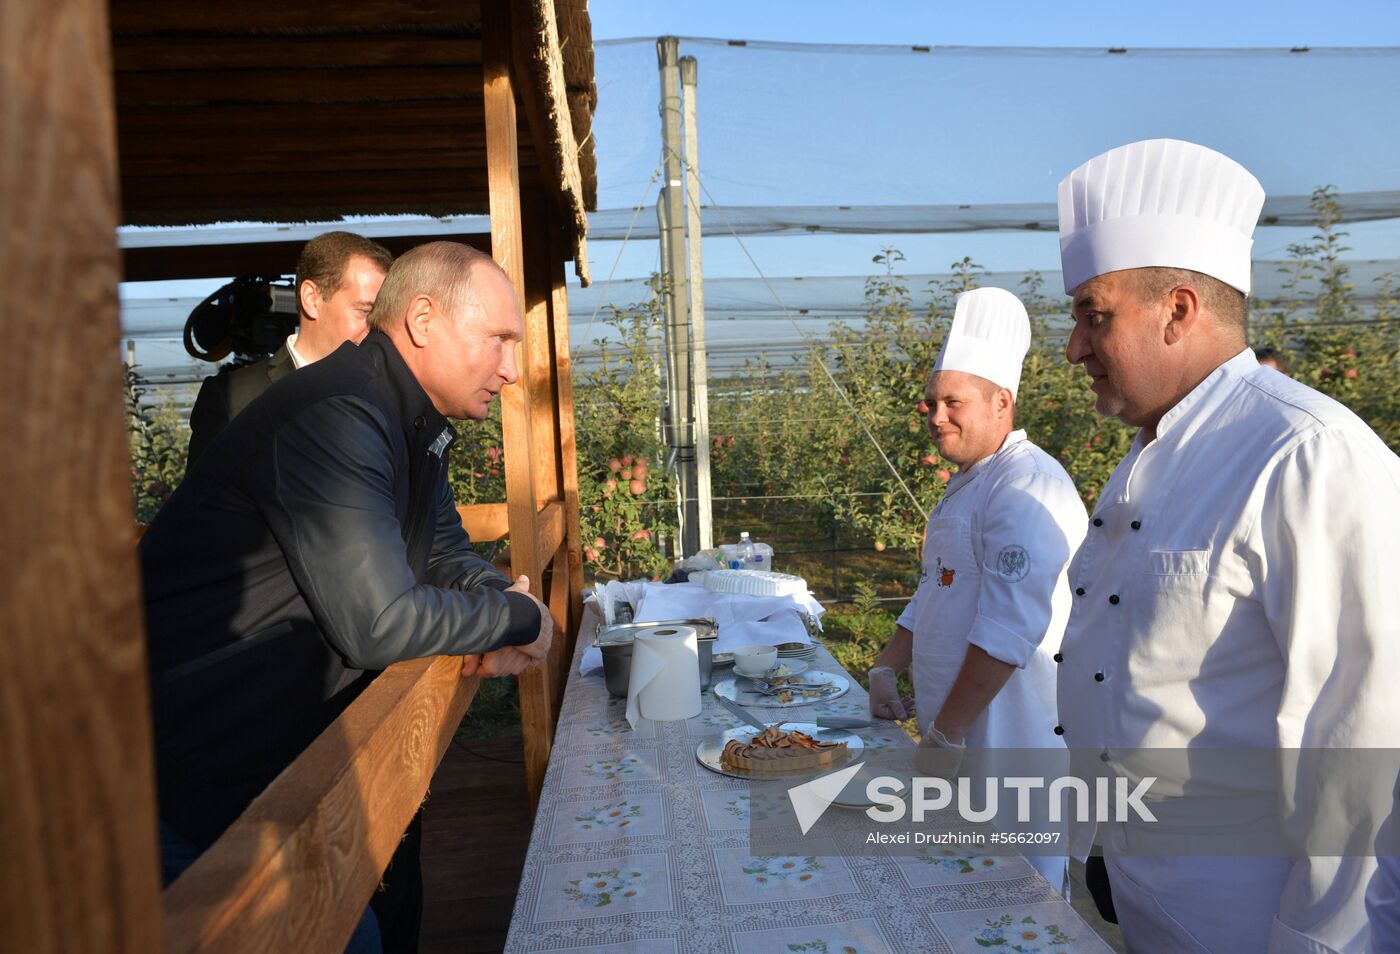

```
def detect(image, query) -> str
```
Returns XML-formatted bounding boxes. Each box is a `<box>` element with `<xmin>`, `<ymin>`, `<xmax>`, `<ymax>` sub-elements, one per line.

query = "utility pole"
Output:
<box><xmin>655</xmin><ymin>36</ymin><xmax>700</xmax><ymax>556</ymax></box>
<box><xmin>679</xmin><ymin>55</ymin><xmax>714</xmax><ymax>551</ymax></box>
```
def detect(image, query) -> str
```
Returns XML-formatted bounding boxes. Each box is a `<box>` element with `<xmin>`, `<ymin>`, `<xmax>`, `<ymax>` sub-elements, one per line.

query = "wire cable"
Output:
<box><xmin>671</xmin><ymin>151</ymin><xmax>927</xmax><ymax>518</ymax></box>
<box><xmin>576</xmin><ymin>165</ymin><xmax>663</xmax><ymax>350</ymax></box>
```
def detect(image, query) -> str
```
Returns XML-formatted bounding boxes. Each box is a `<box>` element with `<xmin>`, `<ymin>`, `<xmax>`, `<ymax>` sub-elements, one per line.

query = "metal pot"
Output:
<box><xmin>595</xmin><ymin>618</ymin><xmax>718</xmax><ymax>697</ymax></box>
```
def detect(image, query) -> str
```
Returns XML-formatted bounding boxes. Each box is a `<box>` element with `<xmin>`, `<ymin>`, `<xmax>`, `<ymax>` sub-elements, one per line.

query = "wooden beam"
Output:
<box><xmin>111</xmin><ymin>0</ymin><xmax>483</xmax><ymax>33</ymax></box>
<box><xmin>112</xmin><ymin>36</ymin><xmax>483</xmax><ymax>72</ymax></box>
<box><xmin>545</xmin><ymin>546</ymin><xmax>573</xmax><ymax>716</ymax></box>
<box><xmin>455</xmin><ymin>502</ymin><xmax>509</xmax><ymax>543</ymax></box>
<box><xmin>2</xmin><ymin>0</ymin><xmax>164</xmax><ymax>950</ymax></box>
<box><xmin>122</xmin><ymin>233</ymin><xmax>492</xmax><ymax>283</ymax></box>
<box><xmin>535</xmin><ymin>499</ymin><xmax>565</xmax><ymax>570</ymax></box>
<box><xmin>115</xmin><ymin>65</ymin><xmax>484</xmax><ymax>106</ymax></box>
<box><xmin>117</xmin><ymin>171</ymin><xmax>499</xmax><ymax>217</ymax></box>
<box><xmin>119</xmin><ymin>130</ymin><xmax>497</xmax><ymax>162</ymax></box>
<box><xmin>123</xmin><ymin>147</ymin><xmax>502</xmax><ymax>178</ymax></box>
<box><xmin>548</xmin><ymin>217</ymin><xmax>586</xmax><ymax>654</ymax></box>
<box><xmin>162</xmin><ymin>657</ymin><xmax>479</xmax><ymax>954</ymax></box>
<box><xmin>522</xmin><ymin>192</ymin><xmax>562</xmax><ymax>508</ymax></box>
<box><xmin>117</xmin><ymin>99</ymin><xmax>486</xmax><ymax>133</ymax></box>
<box><xmin>484</xmin><ymin>0</ymin><xmax>550</xmax><ymax>808</ymax></box>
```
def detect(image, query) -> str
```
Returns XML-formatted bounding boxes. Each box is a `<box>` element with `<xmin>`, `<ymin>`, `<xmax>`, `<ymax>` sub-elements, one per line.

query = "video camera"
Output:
<box><xmin>184</xmin><ymin>276</ymin><xmax>299</xmax><ymax>363</ymax></box>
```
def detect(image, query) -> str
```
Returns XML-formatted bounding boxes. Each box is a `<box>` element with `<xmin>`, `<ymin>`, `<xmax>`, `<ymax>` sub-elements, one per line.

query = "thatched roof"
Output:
<box><xmin>111</xmin><ymin>0</ymin><xmax>596</xmax><ymax>280</ymax></box>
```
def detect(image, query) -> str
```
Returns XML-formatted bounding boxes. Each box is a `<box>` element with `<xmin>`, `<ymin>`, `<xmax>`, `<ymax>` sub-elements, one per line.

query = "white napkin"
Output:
<box><xmin>584</xmin><ymin>579</ymin><xmax>647</xmax><ymax>624</ymax></box>
<box><xmin>580</xmin><ymin>579</ymin><xmax>824</xmax><ymax>675</ymax></box>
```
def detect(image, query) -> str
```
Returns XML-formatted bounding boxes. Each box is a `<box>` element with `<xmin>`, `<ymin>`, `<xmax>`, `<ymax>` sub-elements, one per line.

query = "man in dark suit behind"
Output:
<box><xmin>186</xmin><ymin>231</ymin><xmax>393</xmax><ymax>467</ymax></box>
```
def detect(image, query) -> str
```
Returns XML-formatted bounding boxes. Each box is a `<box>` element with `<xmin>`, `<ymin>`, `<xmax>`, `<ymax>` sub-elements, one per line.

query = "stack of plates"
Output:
<box><xmin>775</xmin><ymin>641</ymin><xmax>816</xmax><ymax>659</ymax></box>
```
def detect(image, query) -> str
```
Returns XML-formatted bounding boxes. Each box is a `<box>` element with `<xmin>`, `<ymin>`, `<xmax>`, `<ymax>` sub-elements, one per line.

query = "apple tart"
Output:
<box><xmin>720</xmin><ymin>725</ymin><xmax>848</xmax><ymax>772</ymax></box>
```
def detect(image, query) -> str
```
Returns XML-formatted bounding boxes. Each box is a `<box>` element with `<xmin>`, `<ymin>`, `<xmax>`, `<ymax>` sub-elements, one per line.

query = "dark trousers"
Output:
<box><xmin>370</xmin><ymin>811</ymin><xmax>424</xmax><ymax>954</ymax></box>
<box><xmin>1084</xmin><ymin>854</ymin><xmax>1119</xmax><ymax>924</ymax></box>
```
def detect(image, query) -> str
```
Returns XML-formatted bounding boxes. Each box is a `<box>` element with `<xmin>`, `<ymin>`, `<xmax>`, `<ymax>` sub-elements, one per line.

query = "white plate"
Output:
<box><xmin>713</xmin><ymin>671</ymin><xmax>850</xmax><ymax>707</ymax></box>
<box><xmin>695</xmin><ymin>722</ymin><xmax>862</xmax><ymax>780</ymax></box>
<box><xmin>712</xmin><ymin>652</ymin><xmax>735</xmax><ymax>668</ymax></box>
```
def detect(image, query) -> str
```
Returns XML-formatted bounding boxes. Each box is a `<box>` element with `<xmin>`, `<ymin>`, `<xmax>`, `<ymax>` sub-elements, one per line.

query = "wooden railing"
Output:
<box><xmin>162</xmin><ymin>657</ymin><xmax>482</xmax><ymax>954</ymax></box>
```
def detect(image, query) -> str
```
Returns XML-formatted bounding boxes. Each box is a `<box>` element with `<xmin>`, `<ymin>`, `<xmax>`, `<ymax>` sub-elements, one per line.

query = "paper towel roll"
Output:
<box><xmin>625</xmin><ymin>624</ymin><xmax>702</xmax><ymax>728</ymax></box>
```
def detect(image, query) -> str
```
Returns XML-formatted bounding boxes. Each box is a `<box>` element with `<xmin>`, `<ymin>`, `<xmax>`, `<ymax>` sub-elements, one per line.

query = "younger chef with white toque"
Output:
<box><xmin>868</xmin><ymin>286</ymin><xmax>1088</xmax><ymax>893</ymax></box>
<box><xmin>1054</xmin><ymin>138</ymin><xmax>1400</xmax><ymax>952</ymax></box>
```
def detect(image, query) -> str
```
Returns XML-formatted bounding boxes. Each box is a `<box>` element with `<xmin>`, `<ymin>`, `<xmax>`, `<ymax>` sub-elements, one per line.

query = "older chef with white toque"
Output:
<box><xmin>868</xmin><ymin>286</ymin><xmax>1088</xmax><ymax>892</ymax></box>
<box><xmin>1054</xmin><ymin>138</ymin><xmax>1400</xmax><ymax>952</ymax></box>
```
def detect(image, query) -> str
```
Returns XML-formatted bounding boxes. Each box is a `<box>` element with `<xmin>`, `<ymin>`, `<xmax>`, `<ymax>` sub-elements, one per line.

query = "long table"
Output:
<box><xmin>504</xmin><ymin>628</ymin><xmax>1112</xmax><ymax>953</ymax></box>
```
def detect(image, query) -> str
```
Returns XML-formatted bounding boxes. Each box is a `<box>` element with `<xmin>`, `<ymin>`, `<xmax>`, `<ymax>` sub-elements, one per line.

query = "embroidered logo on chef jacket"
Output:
<box><xmin>996</xmin><ymin>545</ymin><xmax>1030</xmax><ymax>582</ymax></box>
<box><xmin>936</xmin><ymin>557</ymin><xmax>956</xmax><ymax>587</ymax></box>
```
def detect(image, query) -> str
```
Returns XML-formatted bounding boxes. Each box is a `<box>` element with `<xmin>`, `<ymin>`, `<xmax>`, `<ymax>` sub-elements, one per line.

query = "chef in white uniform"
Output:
<box><xmin>868</xmin><ymin>286</ymin><xmax>1088</xmax><ymax>892</ymax></box>
<box><xmin>1054</xmin><ymin>138</ymin><xmax>1400</xmax><ymax>953</ymax></box>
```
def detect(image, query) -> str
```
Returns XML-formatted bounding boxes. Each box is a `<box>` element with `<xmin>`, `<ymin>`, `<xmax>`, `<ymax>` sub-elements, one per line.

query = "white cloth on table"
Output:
<box><xmin>579</xmin><ymin>580</ymin><xmax>821</xmax><ymax>675</ymax></box>
<box><xmin>1056</xmin><ymin>349</ymin><xmax>1400</xmax><ymax>953</ymax></box>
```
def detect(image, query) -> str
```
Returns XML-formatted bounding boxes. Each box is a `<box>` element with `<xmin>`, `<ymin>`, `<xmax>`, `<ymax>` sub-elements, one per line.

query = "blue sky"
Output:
<box><xmin>588</xmin><ymin>1</ymin><xmax>1400</xmax><ymax>48</ymax></box>
<box><xmin>572</xmin><ymin>4</ymin><xmax>1400</xmax><ymax>295</ymax></box>
<box><xmin>568</xmin><ymin>2</ymin><xmax>1400</xmax><ymax>294</ymax></box>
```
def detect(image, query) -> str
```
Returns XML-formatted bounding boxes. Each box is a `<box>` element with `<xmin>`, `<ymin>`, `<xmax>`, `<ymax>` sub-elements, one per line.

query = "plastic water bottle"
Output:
<box><xmin>739</xmin><ymin>532</ymin><xmax>756</xmax><ymax>569</ymax></box>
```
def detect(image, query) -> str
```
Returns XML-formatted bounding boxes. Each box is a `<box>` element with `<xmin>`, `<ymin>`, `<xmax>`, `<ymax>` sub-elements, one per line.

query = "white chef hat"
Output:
<box><xmin>933</xmin><ymin>287</ymin><xmax>1031</xmax><ymax>398</ymax></box>
<box><xmin>1057</xmin><ymin>139</ymin><xmax>1265</xmax><ymax>295</ymax></box>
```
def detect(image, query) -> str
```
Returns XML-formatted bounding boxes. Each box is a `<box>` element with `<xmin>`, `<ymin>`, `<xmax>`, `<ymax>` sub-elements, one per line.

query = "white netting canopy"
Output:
<box><xmin>120</xmin><ymin>39</ymin><xmax>1400</xmax><ymax>385</ymax></box>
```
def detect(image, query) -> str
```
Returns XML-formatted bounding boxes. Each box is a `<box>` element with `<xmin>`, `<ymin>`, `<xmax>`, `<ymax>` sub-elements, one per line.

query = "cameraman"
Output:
<box><xmin>186</xmin><ymin>231</ymin><xmax>392</xmax><ymax>466</ymax></box>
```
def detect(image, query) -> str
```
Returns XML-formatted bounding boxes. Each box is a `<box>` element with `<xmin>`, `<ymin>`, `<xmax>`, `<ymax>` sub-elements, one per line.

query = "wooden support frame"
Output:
<box><xmin>3</xmin><ymin>0</ymin><xmax>165</xmax><ymax>950</ymax></box>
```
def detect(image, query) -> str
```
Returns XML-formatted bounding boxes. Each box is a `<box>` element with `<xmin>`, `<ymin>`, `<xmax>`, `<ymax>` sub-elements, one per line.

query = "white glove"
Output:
<box><xmin>868</xmin><ymin>666</ymin><xmax>912</xmax><ymax>721</ymax></box>
<box><xmin>916</xmin><ymin>724</ymin><xmax>967</xmax><ymax>779</ymax></box>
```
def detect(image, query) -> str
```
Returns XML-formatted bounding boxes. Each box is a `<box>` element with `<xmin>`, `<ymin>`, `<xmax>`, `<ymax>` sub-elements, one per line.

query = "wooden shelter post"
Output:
<box><xmin>2</xmin><ymin>0</ymin><xmax>165</xmax><ymax>949</ymax></box>
<box><xmin>482</xmin><ymin>0</ymin><xmax>554</xmax><ymax>804</ymax></box>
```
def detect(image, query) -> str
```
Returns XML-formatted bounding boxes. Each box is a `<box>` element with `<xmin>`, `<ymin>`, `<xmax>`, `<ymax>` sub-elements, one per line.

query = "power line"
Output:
<box><xmin>688</xmin><ymin>170</ymin><xmax>928</xmax><ymax>520</ymax></box>
<box><xmin>576</xmin><ymin>165</ymin><xmax>663</xmax><ymax>350</ymax></box>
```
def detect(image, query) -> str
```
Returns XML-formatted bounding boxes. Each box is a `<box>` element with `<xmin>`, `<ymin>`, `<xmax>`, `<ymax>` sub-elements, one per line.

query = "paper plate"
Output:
<box><xmin>713</xmin><ymin>671</ymin><xmax>849</xmax><ymax>707</ymax></box>
<box><xmin>695</xmin><ymin>723</ymin><xmax>862</xmax><ymax>780</ymax></box>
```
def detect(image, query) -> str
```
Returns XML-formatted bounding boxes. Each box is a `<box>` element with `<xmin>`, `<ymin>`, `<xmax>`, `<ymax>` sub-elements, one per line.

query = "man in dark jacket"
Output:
<box><xmin>185</xmin><ymin>231</ymin><xmax>394</xmax><ymax>467</ymax></box>
<box><xmin>142</xmin><ymin>241</ymin><xmax>551</xmax><ymax>952</ymax></box>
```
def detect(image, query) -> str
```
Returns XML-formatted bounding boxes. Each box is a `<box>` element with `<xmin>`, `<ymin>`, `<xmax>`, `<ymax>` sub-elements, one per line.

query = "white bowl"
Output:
<box><xmin>733</xmin><ymin>644</ymin><xmax>778</xmax><ymax>677</ymax></box>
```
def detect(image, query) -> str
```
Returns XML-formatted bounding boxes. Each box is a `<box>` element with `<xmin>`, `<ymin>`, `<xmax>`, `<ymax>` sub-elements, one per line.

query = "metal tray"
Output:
<box><xmin>595</xmin><ymin>617</ymin><xmax>717</xmax><ymax>646</ymax></box>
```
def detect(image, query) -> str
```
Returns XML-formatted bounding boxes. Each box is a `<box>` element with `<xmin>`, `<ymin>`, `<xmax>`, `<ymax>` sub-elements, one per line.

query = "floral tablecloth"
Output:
<box><xmin>504</xmin><ymin>626</ymin><xmax>1112</xmax><ymax>954</ymax></box>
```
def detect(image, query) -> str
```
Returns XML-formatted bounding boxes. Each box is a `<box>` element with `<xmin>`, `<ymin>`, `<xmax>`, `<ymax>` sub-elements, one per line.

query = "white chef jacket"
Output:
<box><xmin>898</xmin><ymin>430</ymin><xmax>1087</xmax><ymax>745</ymax></box>
<box><xmin>1056</xmin><ymin>349</ymin><xmax>1400</xmax><ymax>953</ymax></box>
<box><xmin>898</xmin><ymin>431</ymin><xmax>1087</xmax><ymax>887</ymax></box>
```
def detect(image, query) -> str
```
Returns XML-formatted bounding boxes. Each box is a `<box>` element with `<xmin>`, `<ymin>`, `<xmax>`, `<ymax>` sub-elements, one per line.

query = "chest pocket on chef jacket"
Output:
<box><xmin>1131</xmin><ymin>548</ymin><xmax>1218</xmax><ymax>677</ymax></box>
<box><xmin>918</xmin><ymin>516</ymin><xmax>982</xmax><ymax>637</ymax></box>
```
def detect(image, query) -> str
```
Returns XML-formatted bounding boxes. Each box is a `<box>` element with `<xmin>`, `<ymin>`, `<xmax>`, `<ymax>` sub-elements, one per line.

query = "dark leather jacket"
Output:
<box><xmin>141</xmin><ymin>332</ymin><xmax>537</xmax><ymax>846</ymax></box>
